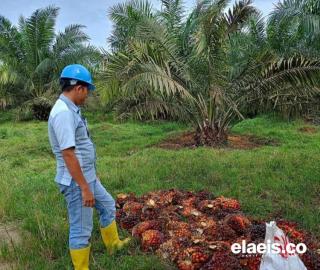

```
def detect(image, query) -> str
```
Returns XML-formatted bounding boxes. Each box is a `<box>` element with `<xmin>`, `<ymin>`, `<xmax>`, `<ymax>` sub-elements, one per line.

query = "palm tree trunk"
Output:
<box><xmin>194</xmin><ymin>125</ymin><xmax>228</xmax><ymax>147</ymax></box>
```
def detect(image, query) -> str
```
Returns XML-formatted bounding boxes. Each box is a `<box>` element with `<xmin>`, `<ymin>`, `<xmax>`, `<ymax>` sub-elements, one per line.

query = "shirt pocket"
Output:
<box><xmin>75</xmin><ymin>119</ymin><xmax>88</xmax><ymax>139</ymax></box>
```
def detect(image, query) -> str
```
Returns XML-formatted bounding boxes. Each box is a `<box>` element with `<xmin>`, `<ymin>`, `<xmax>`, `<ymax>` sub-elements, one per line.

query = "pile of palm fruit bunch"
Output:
<box><xmin>116</xmin><ymin>190</ymin><xmax>320</xmax><ymax>270</ymax></box>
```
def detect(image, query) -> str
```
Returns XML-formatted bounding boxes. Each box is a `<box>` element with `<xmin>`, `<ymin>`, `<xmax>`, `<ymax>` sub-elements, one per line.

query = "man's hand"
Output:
<box><xmin>82</xmin><ymin>186</ymin><xmax>95</xmax><ymax>207</ymax></box>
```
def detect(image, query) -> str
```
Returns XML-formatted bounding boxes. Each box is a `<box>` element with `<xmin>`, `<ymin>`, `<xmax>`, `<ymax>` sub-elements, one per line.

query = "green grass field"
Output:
<box><xmin>0</xmin><ymin>112</ymin><xmax>319</xmax><ymax>269</ymax></box>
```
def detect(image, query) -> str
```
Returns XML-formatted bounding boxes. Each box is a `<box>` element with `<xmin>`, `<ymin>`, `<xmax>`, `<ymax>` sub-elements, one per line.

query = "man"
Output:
<box><xmin>48</xmin><ymin>64</ymin><xmax>130</xmax><ymax>270</ymax></box>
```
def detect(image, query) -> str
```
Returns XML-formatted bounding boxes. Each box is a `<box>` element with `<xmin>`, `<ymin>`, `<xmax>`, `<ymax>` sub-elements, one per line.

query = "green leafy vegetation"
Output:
<box><xmin>1</xmin><ymin>0</ymin><xmax>320</xmax><ymax>269</ymax></box>
<box><xmin>0</xmin><ymin>114</ymin><xmax>319</xmax><ymax>269</ymax></box>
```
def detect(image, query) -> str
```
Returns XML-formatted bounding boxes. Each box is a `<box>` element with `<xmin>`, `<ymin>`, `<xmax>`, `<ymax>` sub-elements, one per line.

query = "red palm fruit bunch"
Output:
<box><xmin>181</xmin><ymin>196</ymin><xmax>197</xmax><ymax>207</ymax></box>
<box><xmin>167</xmin><ymin>220</ymin><xmax>190</xmax><ymax>231</ymax></box>
<box><xmin>116</xmin><ymin>192</ymin><xmax>137</xmax><ymax>208</ymax></box>
<box><xmin>157</xmin><ymin>190</ymin><xmax>177</xmax><ymax>206</ymax></box>
<box><xmin>120</xmin><ymin>201</ymin><xmax>144</xmax><ymax>230</ymax></box>
<box><xmin>140</xmin><ymin>204</ymin><xmax>160</xmax><ymax>221</ymax></box>
<box><xmin>194</xmin><ymin>190</ymin><xmax>214</xmax><ymax>201</ymax></box>
<box><xmin>197</xmin><ymin>200</ymin><xmax>216</xmax><ymax>214</ymax></box>
<box><xmin>171</xmin><ymin>190</ymin><xmax>192</xmax><ymax>205</ymax></box>
<box><xmin>223</xmin><ymin>214</ymin><xmax>252</xmax><ymax>235</ymax></box>
<box><xmin>239</xmin><ymin>256</ymin><xmax>261</xmax><ymax>270</ymax></box>
<box><xmin>210</xmin><ymin>196</ymin><xmax>241</xmax><ymax>218</ymax></box>
<box><xmin>301</xmin><ymin>250</ymin><xmax>320</xmax><ymax>270</ymax></box>
<box><xmin>191</xmin><ymin>250</ymin><xmax>210</xmax><ymax>264</ymax></box>
<box><xmin>188</xmin><ymin>218</ymin><xmax>208</xmax><ymax>242</ymax></box>
<box><xmin>115</xmin><ymin>208</ymin><xmax>126</xmax><ymax>223</ymax></box>
<box><xmin>179</xmin><ymin>197</ymin><xmax>200</xmax><ymax>218</ymax></box>
<box><xmin>191</xmin><ymin>217</ymin><xmax>217</xmax><ymax>241</ymax></box>
<box><xmin>141</xmin><ymin>229</ymin><xmax>165</xmax><ymax>251</ymax></box>
<box><xmin>213</xmin><ymin>196</ymin><xmax>241</xmax><ymax>210</ymax></box>
<box><xmin>277</xmin><ymin>220</ymin><xmax>320</xmax><ymax>269</ymax></box>
<box><xmin>119</xmin><ymin>215</ymin><xmax>140</xmax><ymax>230</ymax></box>
<box><xmin>177</xmin><ymin>246</ymin><xmax>210</xmax><ymax>270</ymax></box>
<box><xmin>189</xmin><ymin>226</ymin><xmax>206</xmax><ymax>245</ymax></box>
<box><xmin>171</xmin><ymin>227</ymin><xmax>192</xmax><ymax>239</ymax></box>
<box><xmin>142</xmin><ymin>190</ymin><xmax>175</xmax><ymax>208</ymax></box>
<box><xmin>277</xmin><ymin>220</ymin><xmax>305</xmax><ymax>243</ymax></box>
<box><xmin>158</xmin><ymin>205</ymin><xmax>181</xmax><ymax>222</ymax></box>
<box><xmin>167</xmin><ymin>221</ymin><xmax>192</xmax><ymax>239</ymax></box>
<box><xmin>202</xmin><ymin>227</ymin><xmax>217</xmax><ymax>242</ymax></box>
<box><xmin>249</xmin><ymin>222</ymin><xmax>266</xmax><ymax>243</ymax></box>
<box><xmin>200</xmin><ymin>251</ymin><xmax>241</xmax><ymax>270</ymax></box>
<box><xmin>132</xmin><ymin>220</ymin><xmax>162</xmax><ymax>238</ymax></box>
<box><xmin>157</xmin><ymin>237</ymin><xmax>192</xmax><ymax>262</ymax></box>
<box><xmin>177</xmin><ymin>259</ymin><xmax>194</xmax><ymax>270</ymax></box>
<box><xmin>123</xmin><ymin>201</ymin><xmax>143</xmax><ymax>216</ymax></box>
<box><xmin>193</xmin><ymin>216</ymin><xmax>217</xmax><ymax>229</ymax></box>
<box><xmin>179</xmin><ymin>206</ymin><xmax>194</xmax><ymax>217</ymax></box>
<box><xmin>156</xmin><ymin>239</ymin><xmax>179</xmax><ymax>261</ymax></box>
<box><xmin>215</xmin><ymin>223</ymin><xmax>238</xmax><ymax>241</ymax></box>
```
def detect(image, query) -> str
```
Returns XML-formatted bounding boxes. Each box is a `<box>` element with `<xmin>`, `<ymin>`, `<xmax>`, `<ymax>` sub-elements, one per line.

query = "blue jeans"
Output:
<box><xmin>58</xmin><ymin>179</ymin><xmax>116</xmax><ymax>249</ymax></box>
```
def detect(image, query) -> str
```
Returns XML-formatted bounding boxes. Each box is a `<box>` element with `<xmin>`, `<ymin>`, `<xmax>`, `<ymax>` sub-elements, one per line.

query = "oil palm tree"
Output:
<box><xmin>0</xmin><ymin>6</ymin><xmax>100</xmax><ymax>119</ymax></box>
<box><xmin>102</xmin><ymin>0</ymin><xmax>320</xmax><ymax>145</ymax></box>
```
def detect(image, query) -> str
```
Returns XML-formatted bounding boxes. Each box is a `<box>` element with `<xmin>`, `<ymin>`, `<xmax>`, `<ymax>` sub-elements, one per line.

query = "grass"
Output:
<box><xmin>0</xmin><ymin>111</ymin><xmax>319</xmax><ymax>269</ymax></box>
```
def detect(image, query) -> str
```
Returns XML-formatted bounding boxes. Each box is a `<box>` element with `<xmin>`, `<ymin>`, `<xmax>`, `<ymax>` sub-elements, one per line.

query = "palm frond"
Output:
<box><xmin>268</xmin><ymin>0</ymin><xmax>320</xmax><ymax>57</ymax></box>
<box><xmin>122</xmin><ymin>60</ymin><xmax>191</xmax><ymax>98</ymax></box>
<box><xmin>270</xmin><ymin>0</ymin><xmax>320</xmax><ymax>33</ymax></box>
<box><xmin>261</xmin><ymin>56</ymin><xmax>320</xmax><ymax>89</ymax></box>
<box><xmin>108</xmin><ymin>0</ymin><xmax>153</xmax><ymax>24</ymax></box>
<box><xmin>108</xmin><ymin>0</ymin><xmax>153</xmax><ymax>51</ymax></box>
<box><xmin>23</xmin><ymin>6</ymin><xmax>59</xmax><ymax>68</ymax></box>
<box><xmin>234</xmin><ymin>56</ymin><xmax>320</xmax><ymax>117</ymax></box>
<box><xmin>158</xmin><ymin>0</ymin><xmax>185</xmax><ymax>31</ymax></box>
<box><xmin>225</xmin><ymin>0</ymin><xmax>258</xmax><ymax>33</ymax></box>
<box><xmin>114</xmin><ymin>89</ymin><xmax>189</xmax><ymax>121</ymax></box>
<box><xmin>0</xmin><ymin>16</ymin><xmax>25</xmax><ymax>63</ymax></box>
<box><xmin>53</xmin><ymin>24</ymin><xmax>90</xmax><ymax>56</ymax></box>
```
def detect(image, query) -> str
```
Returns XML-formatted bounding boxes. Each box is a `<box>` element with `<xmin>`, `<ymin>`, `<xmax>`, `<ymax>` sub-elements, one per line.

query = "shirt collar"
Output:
<box><xmin>59</xmin><ymin>94</ymin><xmax>80</xmax><ymax>114</ymax></box>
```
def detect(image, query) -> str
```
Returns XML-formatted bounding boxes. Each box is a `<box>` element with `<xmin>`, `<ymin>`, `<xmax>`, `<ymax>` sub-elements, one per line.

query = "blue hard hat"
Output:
<box><xmin>60</xmin><ymin>64</ymin><xmax>95</xmax><ymax>90</ymax></box>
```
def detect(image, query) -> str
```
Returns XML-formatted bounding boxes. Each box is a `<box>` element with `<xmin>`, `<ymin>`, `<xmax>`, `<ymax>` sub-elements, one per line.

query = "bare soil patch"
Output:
<box><xmin>0</xmin><ymin>224</ymin><xmax>22</xmax><ymax>248</ymax></box>
<box><xmin>0</xmin><ymin>224</ymin><xmax>21</xmax><ymax>270</ymax></box>
<box><xmin>0</xmin><ymin>263</ymin><xmax>16</xmax><ymax>270</ymax></box>
<box><xmin>157</xmin><ymin>132</ymin><xmax>278</xmax><ymax>150</ymax></box>
<box><xmin>298</xmin><ymin>126</ymin><xmax>317</xmax><ymax>134</ymax></box>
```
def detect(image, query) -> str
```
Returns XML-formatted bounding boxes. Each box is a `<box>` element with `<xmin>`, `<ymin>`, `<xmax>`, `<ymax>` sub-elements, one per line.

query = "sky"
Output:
<box><xmin>0</xmin><ymin>0</ymin><xmax>278</xmax><ymax>48</ymax></box>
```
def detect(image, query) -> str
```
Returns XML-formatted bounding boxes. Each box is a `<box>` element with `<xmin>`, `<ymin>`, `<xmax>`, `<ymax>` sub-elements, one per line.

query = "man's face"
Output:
<box><xmin>75</xmin><ymin>85</ymin><xmax>89</xmax><ymax>105</ymax></box>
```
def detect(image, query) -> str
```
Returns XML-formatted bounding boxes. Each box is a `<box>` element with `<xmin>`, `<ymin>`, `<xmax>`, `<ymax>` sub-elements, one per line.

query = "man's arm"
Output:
<box><xmin>62</xmin><ymin>148</ymin><xmax>95</xmax><ymax>207</ymax></box>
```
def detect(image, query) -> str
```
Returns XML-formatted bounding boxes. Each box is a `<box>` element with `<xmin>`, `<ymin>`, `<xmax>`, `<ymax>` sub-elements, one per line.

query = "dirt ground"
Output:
<box><xmin>0</xmin><ymin>263</ymin><xmax>15</xmax><ymax>270</ymax></box>
<box><xmin>157</xmin><ymin>132</ymin><xmax>278</xmax><ymax>150</ymax></box>
<box><xmin>298</xmin><ymin>126</ymin><xmax>318</xmax><ymax>134</ymax></box>
<box><xmin>0</xmin><ymin>224</ymin><xmax>21</xmax><ymax>270</ymax></box>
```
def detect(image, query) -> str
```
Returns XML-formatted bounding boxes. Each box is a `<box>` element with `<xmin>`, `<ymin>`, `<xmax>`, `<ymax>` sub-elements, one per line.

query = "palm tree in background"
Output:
<box><xmin>0</xmin><ymin>6</ymin><xmax>100</xmax><ymax>119</ymax></box>
<box><xmin>268</xmin><ymin>0</ymin><xmax>320</xmax><ymax>57</ymax></box>
<box><xmin>102</xmin><ymin>0</ymin><xmax>320</xmax><ymax>146</ymax></box>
